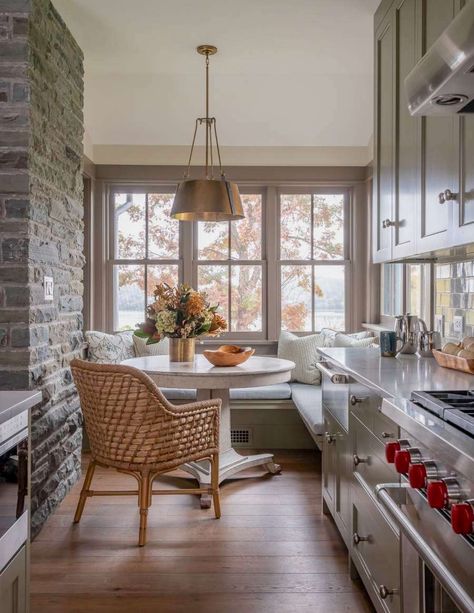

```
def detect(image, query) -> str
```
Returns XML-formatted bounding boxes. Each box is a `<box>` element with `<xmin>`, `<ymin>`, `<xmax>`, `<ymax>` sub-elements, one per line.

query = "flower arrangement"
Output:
<box><xmin>134</xmin><ymin>283</ymin><xmax>227</xmax><ymax>344</ymax></box>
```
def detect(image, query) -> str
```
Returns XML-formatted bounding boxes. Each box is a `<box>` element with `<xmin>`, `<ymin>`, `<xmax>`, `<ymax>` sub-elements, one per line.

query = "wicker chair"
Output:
<box><xmin>70</xmin><ymin>359</ymin><xmax>221</xmax><ymax>546</ymax></box>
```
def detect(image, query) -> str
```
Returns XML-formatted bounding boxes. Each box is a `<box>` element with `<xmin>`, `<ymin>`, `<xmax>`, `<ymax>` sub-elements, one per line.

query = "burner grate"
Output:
<box><xmin>411</xmin><ymin>390</ymin><xmax>474</xmax><ymax>436</ymax></box>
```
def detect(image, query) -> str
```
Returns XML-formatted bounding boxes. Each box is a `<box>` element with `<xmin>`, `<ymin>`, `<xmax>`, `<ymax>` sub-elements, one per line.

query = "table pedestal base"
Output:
<box><xmin>181</xmin><ymin>448</ymin><xmax>281</xmax><ymax>508</ymax></box>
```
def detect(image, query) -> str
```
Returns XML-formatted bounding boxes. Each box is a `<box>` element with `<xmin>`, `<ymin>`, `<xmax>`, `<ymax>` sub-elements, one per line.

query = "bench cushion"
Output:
<box><xmin>230</xmin><ymin>383</ymin><xmax>292</xmax><ymax>400</ymax></box>
<box><xmin>160</xmin><ymin>383</ymin><xmax>292</xmax><ymax>402</ymax></box>
<box><xmin>290</xmin><ymin>382</ymin><xmax>324</xmax><ymax>436</ymax></box>
<box><xmin>160</xmin><ymin>388</ymin><xmax>197</xmax><ymax>401</ymax></box>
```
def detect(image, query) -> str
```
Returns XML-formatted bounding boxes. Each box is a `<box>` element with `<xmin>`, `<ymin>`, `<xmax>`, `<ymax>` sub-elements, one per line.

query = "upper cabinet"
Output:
<box><xmin>372</xmin><ymin>0</ymin><xmax>473</xmax><ymax>263</ymax></box>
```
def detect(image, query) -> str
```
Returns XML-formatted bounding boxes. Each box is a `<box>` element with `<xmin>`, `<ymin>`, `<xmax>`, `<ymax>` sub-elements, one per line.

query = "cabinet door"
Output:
<box><xmin>373</xmin><ymin>12</ymin><xmax>395</xmax><ymax>263</ymax></box>
<box><xmin>455</xmin><ymin>117</ymin><xmax>474</xmax><ymax>245</ymax></box>
<box><xmin>392</xmin><ymin>0</ymin><xmax>419</xmax><ymax>259</ymax></box>
<box><xmin>0</xmin><ymin>546</ymin><xmax>27</xmax><ymax>613</ymax></box>
<box><xmin>322</xmin><ymin>413</ymin><xmax>337</xmax><ymax>515</ymax></box>
<box><xmin>418</xmin><ymin>0</ymin><xmax>458</xmax><ymax>253</ymax></box>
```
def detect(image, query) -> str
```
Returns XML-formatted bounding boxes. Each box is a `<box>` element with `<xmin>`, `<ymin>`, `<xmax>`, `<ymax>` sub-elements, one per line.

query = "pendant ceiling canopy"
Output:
<box><xmin>170</xmin><ymin>45</ymin><xmax>244</xmax><ymax>222</ymax></box>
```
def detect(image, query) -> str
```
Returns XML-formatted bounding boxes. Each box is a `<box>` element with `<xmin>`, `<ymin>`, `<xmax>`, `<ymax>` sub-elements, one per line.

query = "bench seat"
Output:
<box><xmin>160</xmin><ymin>381</ymin><xmax>323</xmax><ymax>441</ymax></box>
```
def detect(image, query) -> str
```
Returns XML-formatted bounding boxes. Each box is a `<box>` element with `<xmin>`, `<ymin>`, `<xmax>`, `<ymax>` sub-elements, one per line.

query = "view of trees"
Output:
<box><xmin>280</xmin><ymin>193</ymin><xmax>345</xmax><ymax>331</ymax></box>
<box><xmin>112</xmin><ymin>191</ymin><xmax>346</xmax><ymax>333</ymax></box>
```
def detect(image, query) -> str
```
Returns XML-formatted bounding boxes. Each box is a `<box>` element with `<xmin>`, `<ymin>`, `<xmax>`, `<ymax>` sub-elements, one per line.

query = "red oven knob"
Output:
<box><xmin>408</xmin><ymin>463</ymin><xmax>427</xmax><ymax>488</ymax></box>
<box><xmin>427</xmin><ymin>480</ymin><xmax>449</xmax><ymax>508</ymax></box>
<box><xmin>385</xmin><ymin>442</ymin><xmax>400</xmax><ymax>463</ymax></box>
<box><xmin>394</xmin><ymin>450</ymin><xmax>410</xmax><ymax>473</ymax></box>
<box><xmin>451</xmin><ymin>502</ymin><xmax>474</xmax><ymax>535</ymax></box>
<box><xmin>394</xmin><ymin>447</ymin><xmax>422</xmax><ymax>474</ymax></box>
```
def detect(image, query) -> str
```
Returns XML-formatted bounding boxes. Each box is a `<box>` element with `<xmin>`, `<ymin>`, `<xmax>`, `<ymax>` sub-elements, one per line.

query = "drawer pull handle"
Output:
<box><xmin>381</xmin><ymin>431</ymin><xmax>395</xmax><ymax>439</ymax></box>
<box><xmin>350</xmin><ymin>395</ymin><xmax>365</xmax><ymax>406</ymax></box>
<box><xmin>379</xmin><ymin>585</ymin><xmax>397</xmax><ymax>600</ymax></box>
<box><xmin>353</xmin><ymin>454</ymin><xmax>368</xmax><ymax>466</ymax></box>
<box><xmin>352</xmin><ymin>532</ymin><xmax>369</xmax><ymax>545</ymax></box>
<box><xmin>439</xmin><ymin>189</ymin><xmax>457</xmax><ymax>204</ymax></box>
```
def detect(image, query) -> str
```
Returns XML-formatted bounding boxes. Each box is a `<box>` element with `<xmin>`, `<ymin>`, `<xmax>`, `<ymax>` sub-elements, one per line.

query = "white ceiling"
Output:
<box><xmin>53</xmin><ymin>0</ymin><xmax>379</xmax><ymax>161</ymax></box>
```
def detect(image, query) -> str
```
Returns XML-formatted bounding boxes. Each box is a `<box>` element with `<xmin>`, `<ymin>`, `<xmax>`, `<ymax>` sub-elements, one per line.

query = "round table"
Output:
<box><xmin>121</xmin><ymin>354</ymin><xmax>295</xmax><ymax>506</ymax></box>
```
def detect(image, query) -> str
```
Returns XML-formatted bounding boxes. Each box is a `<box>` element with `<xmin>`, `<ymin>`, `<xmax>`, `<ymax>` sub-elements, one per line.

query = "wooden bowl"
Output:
<box><xmin>433</xmin><ymin>349</ymin><xmax>474</xmax><ymax>375</ymax></box>
<box><xmin>203</xmin><ymin>345</ymin><xmax>255</xmax><ymax>367</ymax></box>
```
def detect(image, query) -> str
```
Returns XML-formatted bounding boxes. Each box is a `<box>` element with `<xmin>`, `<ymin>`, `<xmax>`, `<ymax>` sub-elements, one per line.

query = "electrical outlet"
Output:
<box><xmin>453</xmin><ymin>315</ymin><xmax>464</xmax><ymax>335</ymax></box>
<box><xmin>435</xmin><ymin>314</ymin><xmax>444</xmax><ymax>335</ymax></box>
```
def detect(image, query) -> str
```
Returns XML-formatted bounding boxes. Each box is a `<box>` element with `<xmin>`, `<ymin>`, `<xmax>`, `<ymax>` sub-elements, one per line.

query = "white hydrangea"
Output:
<box><xmin>155</xmin><ymin>310</ymin><xmax>176</xmax><ymax>335</ymax></box>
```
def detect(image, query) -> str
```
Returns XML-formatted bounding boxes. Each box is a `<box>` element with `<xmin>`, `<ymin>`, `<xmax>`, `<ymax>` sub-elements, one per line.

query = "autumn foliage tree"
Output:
<box><xmin>114</xmin><ymin>191</ymin><xmax>344</xmax><ymax>332</ymax></box>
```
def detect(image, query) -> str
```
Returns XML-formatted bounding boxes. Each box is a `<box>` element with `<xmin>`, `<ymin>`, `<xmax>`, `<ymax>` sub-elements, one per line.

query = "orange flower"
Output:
<box><xmin>209</xmin><ymin>313</ymin><xmax>227</xmax><ymax>334</ymax></box>
<box><xmin>186</xmin><ymin>291</ymin><xmax>206</xmax><ymax>317</ymax></box>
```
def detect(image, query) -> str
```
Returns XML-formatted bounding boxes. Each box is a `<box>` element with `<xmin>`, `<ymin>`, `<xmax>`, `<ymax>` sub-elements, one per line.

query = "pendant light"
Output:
<box><xmin>170</xmin><ymin>45</ymin><xmax>244</xmax><ymax>221</ymax></box>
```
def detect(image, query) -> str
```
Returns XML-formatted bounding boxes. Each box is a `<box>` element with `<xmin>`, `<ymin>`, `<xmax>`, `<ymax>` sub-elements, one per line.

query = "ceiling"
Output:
<box><xmin>52</xmin><ymin>0</ymin><xmax>379</xmax><ymax>164</ymax></box>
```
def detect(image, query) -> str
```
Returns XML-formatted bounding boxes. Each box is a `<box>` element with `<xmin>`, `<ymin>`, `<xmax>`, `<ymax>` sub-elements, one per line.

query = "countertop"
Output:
<box><xmin>0</xmin><ymin>391</ymin><xmax>42</xmax><ymax>426</ymax></box>
<box><xmin>317</xmin><ymin>347</ymin><xmax>473</xmax><ymax>399</ymax></box>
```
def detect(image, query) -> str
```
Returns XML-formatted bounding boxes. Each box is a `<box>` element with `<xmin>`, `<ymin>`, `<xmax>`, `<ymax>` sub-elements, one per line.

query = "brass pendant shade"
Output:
<box><xmin>170</xmin><ymin>45</ymin><xmax>244</xmax><ymax>222</ymax></box>
<box><xmin>171</xmin><ymin>179</ymin><xmax>243</xmax><ymax>221</ymax></box>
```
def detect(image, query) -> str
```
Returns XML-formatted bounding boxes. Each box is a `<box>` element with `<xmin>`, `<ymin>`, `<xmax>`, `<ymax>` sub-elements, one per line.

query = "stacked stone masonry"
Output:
<box><xmin>0</xmin><ymin>0</ymin><xmax>84</xmax><ymax>534</ymax></box>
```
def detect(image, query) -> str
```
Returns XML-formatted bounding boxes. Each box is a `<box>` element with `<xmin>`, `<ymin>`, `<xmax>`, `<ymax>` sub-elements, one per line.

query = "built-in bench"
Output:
<box><xmin>162</xmin><ymin>382</ymin><xmax>323</xmax><ymax>445</ymax></box>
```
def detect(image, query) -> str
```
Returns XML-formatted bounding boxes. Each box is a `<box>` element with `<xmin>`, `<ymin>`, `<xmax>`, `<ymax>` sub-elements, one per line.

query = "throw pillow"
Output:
<box><xmin>320</xmin><ymin>328</ymin><xmax>371</xmax><ymax>347</ymax></box>
<box><xmin>277</xmin><ymin>331</ymin><xmax>324</xmax><ymax>385</ymax></box>
<box><xmin>133</xmin><ymin>334</ymin><xmax>169</xmax><ymax>357</ymax></box>
<box><xmin>333</xmin><ymin>333</ymin><xmax>376</xmax><ymax>348</ymax></box>
<box><xmin>85</xmin><ymin>331</ymin><xmax>135</xmax><ymax>364</ymax></box>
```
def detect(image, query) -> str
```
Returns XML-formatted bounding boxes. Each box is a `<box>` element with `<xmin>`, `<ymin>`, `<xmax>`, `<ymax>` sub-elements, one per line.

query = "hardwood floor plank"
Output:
<box><xmin>30</xmin><ymin>450</ymin><xmax>373</xmax><ymax>613</ymax></box>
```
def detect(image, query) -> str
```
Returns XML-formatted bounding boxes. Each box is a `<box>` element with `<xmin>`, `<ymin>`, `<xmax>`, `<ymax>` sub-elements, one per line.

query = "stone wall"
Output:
<box><xmin>0</xmin><ymin>0</ymin><xmax>84</xmax><ymax>534</ymax></box>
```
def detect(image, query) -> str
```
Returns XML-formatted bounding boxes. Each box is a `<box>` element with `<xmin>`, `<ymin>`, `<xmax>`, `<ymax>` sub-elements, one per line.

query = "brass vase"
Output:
<box><xmin>169</xmin><ymin>337</ymin><xmax>196</xmax><ymax>362</ymax></box>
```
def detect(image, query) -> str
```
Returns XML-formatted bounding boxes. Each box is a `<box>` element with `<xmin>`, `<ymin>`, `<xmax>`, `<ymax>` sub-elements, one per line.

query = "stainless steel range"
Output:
<box><xmin>379</xmin><ymin>391</ymin><xmax>474</xmax><ymax>613</ymax></box>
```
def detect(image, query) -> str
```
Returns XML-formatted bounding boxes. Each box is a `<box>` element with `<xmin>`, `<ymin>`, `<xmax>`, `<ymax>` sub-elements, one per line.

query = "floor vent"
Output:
<box><xmin>231</xmin><ymin>428</ymin><xmax>252</xmax><ymax>446</ymax></box>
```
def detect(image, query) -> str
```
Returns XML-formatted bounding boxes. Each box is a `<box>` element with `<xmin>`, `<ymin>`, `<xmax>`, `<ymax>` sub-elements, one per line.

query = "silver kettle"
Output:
<box><xmin>394</xmin><ymin>314</ymin><xmax>419</xmax><ymax>355</ymax></box>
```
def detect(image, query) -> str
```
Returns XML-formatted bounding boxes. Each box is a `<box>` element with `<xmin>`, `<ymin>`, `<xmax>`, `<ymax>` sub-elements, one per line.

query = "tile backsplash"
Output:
<box><xmin>435</xmin><ymin>260</ymin><xmax>474</xmax><ymax>341</ymax></box>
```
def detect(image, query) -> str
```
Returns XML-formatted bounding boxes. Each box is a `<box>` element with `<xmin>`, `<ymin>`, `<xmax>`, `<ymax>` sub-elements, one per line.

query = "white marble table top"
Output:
<box><xmin>121</xmin><ymin>355</ymin><xmax>295</xmax><ymax>390</ymax></box>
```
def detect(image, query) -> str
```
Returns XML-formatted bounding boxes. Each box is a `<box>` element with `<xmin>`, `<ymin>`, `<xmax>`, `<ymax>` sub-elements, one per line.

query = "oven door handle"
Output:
<box><xmin>375</xmin><ymin>483</ymin><xmax>474</xmax><ymax>613</ymax></box>
<box><xmin>316</xmin><ymin>361</ymin><xmax>351</xmax><ymax>384</ymax></box>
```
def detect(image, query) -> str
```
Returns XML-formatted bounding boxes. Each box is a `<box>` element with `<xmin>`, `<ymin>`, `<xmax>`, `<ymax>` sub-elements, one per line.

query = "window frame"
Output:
<box><xmin>105</xmin><ymin>181</ymin><xmax>354</xmax><ymax>339</ymax></box>
<box><xmin>277</xmin><ymin>187</ymin><xmax>352</xmax><ymax>334</ymax></box>
<box><xmin>107</xmin><ymin>183</ymin><xmax>183</xmax><ymax>332</ymax></box>
<box><xmin>192</xmin><ymin>187</ymin><xmax>267</xmax><ymax>340</ymax></box>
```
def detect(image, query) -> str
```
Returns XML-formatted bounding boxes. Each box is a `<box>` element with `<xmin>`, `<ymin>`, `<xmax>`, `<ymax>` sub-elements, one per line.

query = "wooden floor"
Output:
<box><xmin>30</xmin><ymin>450</ymin><xmax>373</xmax><ymax>613</ymax></box>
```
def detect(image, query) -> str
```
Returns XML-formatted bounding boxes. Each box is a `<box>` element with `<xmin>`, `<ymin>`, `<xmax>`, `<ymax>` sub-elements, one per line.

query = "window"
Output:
<box><xmin>380</xmin><ymin>263</ymin><xmax>432</xmax><ymax>326</ymax></box>
<box><xmin>279</xmin><ymin>191</ymin><xmax>349</xmax><ymax>332</ymax></box>
<box><xmin>111</xmin><ymin>190</ymin><xmax>180</xmax><ymax>330</ymax></box>
<box><xmin>107</xmin><ymin>184</ymin><xmax>352</xmax><ymax>338</ymax></box>
<box><xmin>195</xmin><ymin>194</ymin><xmax>264</xmax><ymax>335</ymax></box>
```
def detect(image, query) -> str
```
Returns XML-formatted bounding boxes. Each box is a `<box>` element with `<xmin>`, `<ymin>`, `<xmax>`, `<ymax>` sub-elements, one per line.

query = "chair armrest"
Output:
<box><xmin>165</xmin><ymin>398</ymin><xmax>221</xmax><ymax>418</ymax></box>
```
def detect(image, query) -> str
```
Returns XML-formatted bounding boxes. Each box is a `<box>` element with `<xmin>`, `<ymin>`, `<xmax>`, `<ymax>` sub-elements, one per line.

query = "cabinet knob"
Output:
<box><xmin>382</xmin><ymin>219</ymin><xmax>395</xmax><ymax>228</ymax></box>
<box><xmin>439</xmin><ymin>189</ymin><xmax>457</xmax><ymax>204</ymax></box>
<box><xmin>350</xmin><ymin>395</ymin><xmax>365</xmax><ymax>406</ymax></box>
<box><xmin>381</xmin><ymin>431</ymin><xmax>395</xmax><ymax>439</ymax></box>
<box><xmin>379</xmin><ymin>585</ymin><xmax>397</xmax><ymax>599</ymax></box>
<box><xmin>352</xmin><ymin>532</ymin><xmax>369</xmax><ymax>545</ymax></box>
<box><xmin>324</xmin><ymin>432</ymin><xmax>336</xmax><ymax>444</ymax></box>
<box><xmin>353</xmin><ymin>454</ymin><xmax>368</xmax><ymax>466</ymax></box>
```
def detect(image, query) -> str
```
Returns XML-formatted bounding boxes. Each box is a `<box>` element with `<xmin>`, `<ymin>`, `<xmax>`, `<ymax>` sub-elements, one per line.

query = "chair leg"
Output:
<box><xmin>138</xmin><ymin>472</ymin><xmax>152</xmax><ymax>547</ymax></box>
<box><xmin>211</xmin><ymin>454</ymin><xmax>221</xmax><ymax>519</ymax></box>
<box><xmin>73</xmin><ymin>460</ymin><xmax>96</xmax><ymax>524</ymax></box>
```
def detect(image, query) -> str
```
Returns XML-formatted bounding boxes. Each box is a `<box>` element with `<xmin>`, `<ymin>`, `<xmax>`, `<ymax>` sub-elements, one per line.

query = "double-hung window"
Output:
<box><xmin>110</xmin><ymin>188</ymin><xmax>180</xmax><ymax>331</ymax></box>
<box><xmin>279</xmin><ymin>189</ymin><xmax>349</xmax><ymax>332</ymax></box>
<box><xmin>107</xmin><ymin>184</ymin><xmax>352</xmax><ymax>337</ymax></box>
<box><xmin>195</xmin><ymin>192</ymin><xmax>264</xmax><ymax>338</ymax></box>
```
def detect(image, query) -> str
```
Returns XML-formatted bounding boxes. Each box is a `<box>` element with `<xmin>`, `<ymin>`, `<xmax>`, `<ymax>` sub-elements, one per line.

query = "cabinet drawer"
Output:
<box><xmin>352</xmin><ymin>479</ymin><xmax>400</xmax><ymax>613</ymax></box>
<box><xmin>0</xmin><ymin>545</ymin><xmax>27</xmax><ymax>613</ymax></box>
<box><xmin>349</xmin><ymin>382</ymin><xmax>399</xmax><ymax>444</ymax></box>
<box><xmin>352</xmin><ymin>416</ymin><xmax>398</xmax><ymax>494</ymax></box>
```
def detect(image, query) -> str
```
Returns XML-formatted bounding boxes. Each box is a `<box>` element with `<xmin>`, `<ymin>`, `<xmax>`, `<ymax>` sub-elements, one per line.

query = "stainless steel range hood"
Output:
<box><xmin>405</xmin><ymin>0</ymin><xmax>474</xmax><ymax>116</ymax></box>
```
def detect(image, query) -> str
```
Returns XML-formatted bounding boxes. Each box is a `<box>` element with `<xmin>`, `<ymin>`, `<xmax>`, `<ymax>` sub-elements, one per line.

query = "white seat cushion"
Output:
<box><xmin>230</xmin><ymin>383</ymin><xmax>292</xmax><ymax>400</ymax></box>
<box><xmin>160</xmin><ymin>388</ymin><xmax>197</xmax><ymax>401</ymax></box>
<box><xmin>290</xmin><ymin>382</ymin><xmax>324</xmax><ymax>436</ymax></box>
